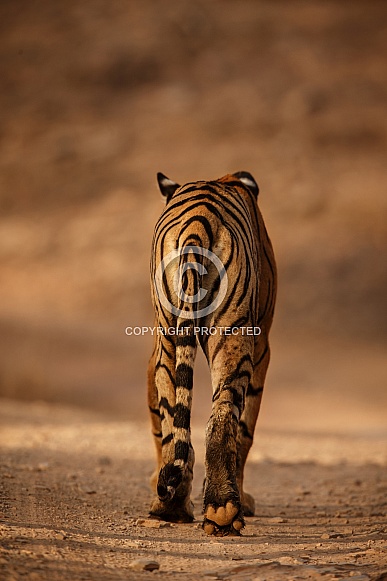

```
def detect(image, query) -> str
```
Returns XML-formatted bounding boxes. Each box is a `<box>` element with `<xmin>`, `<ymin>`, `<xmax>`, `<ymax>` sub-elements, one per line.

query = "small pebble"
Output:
<box><xmin>135</xmin><ymin>518</ymin><xmax>170</xmax><ymax>528</ymax></box>
<box><xmin>295</xmin><ymin>487</ymin><xmax>311</xmax><ymax>495</ymax></box>
<box><xmin>278</xmin><ymin>556</ymin><xmax>304</xmax><ymax>565</ymax></box>
<box><xmin>36</xmin><ymin>463</ymin><xmax>49</xmax><ymax>471</ymax></box>
<box><xmin>268</xmin><ymin>517</ymin><xmax>288</xmax><ymax>524</ymax></box>
<box><xmin>129</xmin><ymin>559</ymin><xmax>160</xmax><ymax>571</ymax></box>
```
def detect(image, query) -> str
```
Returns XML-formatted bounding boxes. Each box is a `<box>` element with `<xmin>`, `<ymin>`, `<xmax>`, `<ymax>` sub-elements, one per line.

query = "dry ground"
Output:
<box><xmin>1</xmin><ymin>399</ymin><xmax>386</xmax><ymax>581</ymax></box>
<box><xmin>1</xmin><ymin>2</ymin><xmax>387</xmax><ymax>579</ymax></box>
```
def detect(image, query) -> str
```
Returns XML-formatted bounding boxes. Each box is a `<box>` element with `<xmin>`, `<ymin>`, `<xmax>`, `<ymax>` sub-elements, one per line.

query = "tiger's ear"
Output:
<box><xmin>157</xmin><ymin>172</ymin><xmax>180</xmax><ymax>202</ymax></box>
<box><xmin>233</xmin><ymin>171</ymin><xmax>259</xmax><ymax>198</ymax></box>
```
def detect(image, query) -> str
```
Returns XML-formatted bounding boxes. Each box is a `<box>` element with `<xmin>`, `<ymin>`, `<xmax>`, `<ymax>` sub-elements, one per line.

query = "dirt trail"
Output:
<box><xmin>0</xmin><ymin>399</ymin><xmax>386</xmax><ymax>580</ymax></box>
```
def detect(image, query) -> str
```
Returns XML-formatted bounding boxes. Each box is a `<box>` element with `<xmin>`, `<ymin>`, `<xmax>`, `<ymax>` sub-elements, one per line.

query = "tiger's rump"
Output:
<box><xmin>152</xmin><ymin>180</ymin><xmax>259</xmax><ymax>325</ymax></box>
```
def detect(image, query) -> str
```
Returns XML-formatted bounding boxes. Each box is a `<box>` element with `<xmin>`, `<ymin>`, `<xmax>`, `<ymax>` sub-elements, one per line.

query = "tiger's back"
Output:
<box><xmin>148</xmin><ymin>171</ymin><xmax>276</xmax><ymax>536</ymax></box>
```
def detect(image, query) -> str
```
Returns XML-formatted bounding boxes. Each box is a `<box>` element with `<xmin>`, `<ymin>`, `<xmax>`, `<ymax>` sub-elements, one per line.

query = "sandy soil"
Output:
<box><xmin>0</xmin><ymin>3</ymin><xmax>386</xmax><ymax>579</ymax></box>
<box><xmin>1</xmin><ymin>399</ymin><xmax>386</xmax><ymax>581</ymax></box>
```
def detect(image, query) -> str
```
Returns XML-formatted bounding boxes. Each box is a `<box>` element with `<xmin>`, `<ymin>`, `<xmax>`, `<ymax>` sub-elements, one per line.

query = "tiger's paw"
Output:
<box><xmin>149</xmin><ymin>497</ymin><xmax>194</xmax><ymax>523</ymax></box>
<box><xmin>203</xmin><ymin>501</ymin><xmax>245</xmax><ymax>536</ymax></box>
<box><xmin>241</xmin><ymin>491</ymin><xmax>255</xmax><ymax>517</ymax></box>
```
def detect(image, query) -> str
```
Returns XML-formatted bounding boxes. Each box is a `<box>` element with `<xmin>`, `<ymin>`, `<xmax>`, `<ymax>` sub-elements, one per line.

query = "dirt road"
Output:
<box><xmin>0</xmin><ymin>399</ymin><xmax>386</xmax><ymax>580</ymax></box>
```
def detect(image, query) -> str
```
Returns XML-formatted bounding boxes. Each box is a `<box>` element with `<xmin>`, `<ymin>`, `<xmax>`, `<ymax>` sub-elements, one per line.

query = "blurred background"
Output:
<box><xmin>0</xmin><ymin>0</ymin><xmax>386</xmax><ymax>437</ymax></box>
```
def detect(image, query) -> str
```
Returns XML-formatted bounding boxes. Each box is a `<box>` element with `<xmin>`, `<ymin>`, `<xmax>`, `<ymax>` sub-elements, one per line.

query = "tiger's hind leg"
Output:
<box><xmin>148</xmin><ymin>333</ymin><xmax>195</xmax><ymax>523</ymax></box>
<box><xmin>147</xmin><ymin>342</ymin><xmax>162</xmax><ymax>493</ymax></box>
<box><xmin>202</xmin><ymin>334</ymin><xmax>254</xmax><ymax>536</ymax></box>
<box><xmin>236</xmin><ymin>336</ymin><xmax>271</xmax><ymax>516</ymax></box>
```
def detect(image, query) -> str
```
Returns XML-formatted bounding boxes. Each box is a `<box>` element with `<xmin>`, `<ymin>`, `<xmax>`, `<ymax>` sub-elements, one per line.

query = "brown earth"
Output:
<box><xmin>1</xmin><ymin>399</ymin><xmax>387</xmax><ymax>581</ymax></box>
<box><xmin>1</xmin><ymin>2</ymin><xmax>387</xmax><ymax>579</ymax></box>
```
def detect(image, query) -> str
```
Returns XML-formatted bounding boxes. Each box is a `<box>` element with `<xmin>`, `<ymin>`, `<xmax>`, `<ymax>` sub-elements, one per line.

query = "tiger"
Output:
<box><xmin>147</xmin><ymin>171</ymin><xmax>277</xmax><ymax>536</ymax></box>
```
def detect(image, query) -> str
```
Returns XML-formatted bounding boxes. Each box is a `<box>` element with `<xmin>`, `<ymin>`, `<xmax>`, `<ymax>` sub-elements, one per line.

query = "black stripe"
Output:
<box><xmin>161</xmin><ymin>266</ymin><xmax>175</xmax><ymax>306</ymax></box>
<box><xmin>211</xmin><ymin>276</ymin><xmax>242</xmax><ymax>329</ymax></box>
<box><xmin>159</xmin><ymin>397</ymin><xmax>174</xmax><ymax>417</ymax></box>
<box><xmin>176</xmin><ymin>334</ymin><xmax>196</xmax><ymax>348</ymax></box>
<box><xmin>162</xmin><ymin>433</ymin><xmax>173</xmax><ymax>446</ymax></box>
<box><xmin>225</xmin><ymin>181</ymin><xmax>260</xmax><ymax>214</ymax></box>
<box><xmin>149</xmin><ymin>406</ymin><xmax>160</xmax><ymax>416</ymax></box>
<box><xmin>258</xmin><ymin>278</ymin><xmax>271</xmax><ymax>323</ymax></box>
<box><xmin>254</xmin><ymin>344</ymin><xmax>269</xmax><ymax>367</ymax></box>
<box><xmin>156</xmin><ymin>323</ymin><xmax>175</xmax><ymax>346</ymax></box>
<box><xmin>156</xmin><ymin>198</ymin><xmax>220</xmax><ymax>242</ymax></box>
<box><xmin>180</xmin><ymin>215</ymin><xmax>214</xmax><ymax>248</ymax></box>
<box><xmin>211</xmin><ymin>354</ymin><xmax>252</xmax><ymax>403</ymax></box>
<box><xmin>237</xmin><ymin>256</ymin><xmax>252</xmax><ymax>308</ymax></box>
<box><xmin>176</xmin><ymin>363</ymin><xmax>193</xmax><ymax>390</ymax></box>
<box><xmin>173</xmin><ymin>183</ymin><xmax>202</xmax><ymax>197</ymax></box>
<box><xmin>154</xmin><ymin>181</ymin><xmax>248</xmax><ymax>239</ymax></box>
<box><xmin>262</xmin><ymin>237</ymin><xmax>276</xmax><ymax>279</ymax></box>
<box><xmin>203</xmin><ymin>235</ymin><xmax>235</xmax><ymax>304</ymax></box>
<box><xmin>175</xmin><ymin>440</ymin><xmax>189</xmax><ymax>461</ymax></box>
<box><xmin>212</xmin><ymin>373</ymin><xmax>250</xmax><ymax>400</ymax></box>
<box><xmin>249</xmin><ymin>294</ymin><xmax>255</xmax><ymax>319</ymax></box>
<box><xmin>173</xmin><ymin>403</ymin><xmax>191</xmax><ymax>429</ymax></box>
<box><xmin>155</xmin><ymin>214</ymin><xmax>183</xmax><ymax>256</ymax></box>
<box><xmin>258</xmin><ymin>240</ymin><xmax>276</xmax><ymax>324</ymax></box>
<box><xmin>210</xmin><ymin>231</ymin><xmax>253</xmax><ymax>322</ymax></box>
<box><xmin>161</xmin><ymin>343</ymin><xmax>174</xmax><ymax>360</ymax></box>
<box><xmin>215</xmin><ymin>353</ymin><xmax>252</xmax><ymax>379</ymax></box>
<box><xmin>212</xmin><ymin>385</ymin><xmax>244</xmax><ymax>411</ymax></box>
<box><xmin>156</xmin><ymin>193</ymin><xmax>252</xmax><ymax>247</ymax></box>
<box><xmin>239</xmin><ymin>420</ymin><xmax>253</xmax><ymax>440</ymax></box>
<box><xmin>246</xmin><ymin>385</ymin><xmax>263</xmax><ymax>397</ymax></box>
<box><xmin>223</xmin><ymin>179</ymin><xmax>248</xmax><ymax>189</ymax></box>
<box><xmin>155</xmin><ymin>362</ymin><xmax>175</xmax><ymax>386</ymax></box>
<box><xmin>237</xmin><ymin>353</ymin><xmax>254</xmax><ymax>369</ymax></box>
<box><xmin>180</xmin><ymin>233</ymin><xmax>203</xmax><ymax>247</ymax></box>
<box><xmin>177</xmin><ymin>320</ymin><xmax>194</xmax><ymax>330</ymax></box>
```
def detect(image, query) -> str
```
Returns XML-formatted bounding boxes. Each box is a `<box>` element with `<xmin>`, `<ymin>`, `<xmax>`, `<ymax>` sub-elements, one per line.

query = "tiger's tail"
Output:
<box><xmin>156</xmin><ymin>245</ymin><xmax>200</xmax><ymax>502</ymax></box>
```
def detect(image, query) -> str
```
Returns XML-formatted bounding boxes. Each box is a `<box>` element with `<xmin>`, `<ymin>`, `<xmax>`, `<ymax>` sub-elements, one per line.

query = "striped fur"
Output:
<box><xmin>148</xmin><ymin>171</ymin><xmax>277</xmax><ymax>535</ymax></box>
